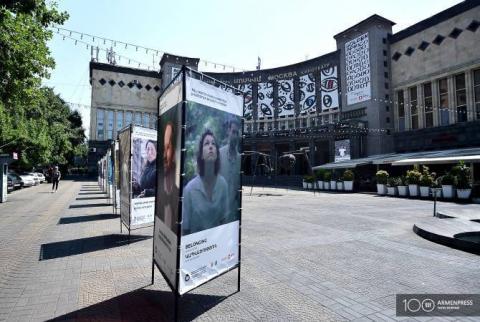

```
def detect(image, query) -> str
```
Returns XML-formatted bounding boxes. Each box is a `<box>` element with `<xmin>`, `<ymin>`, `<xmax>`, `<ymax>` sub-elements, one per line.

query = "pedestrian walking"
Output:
<box><xmin>52</xmin><ymin>166</ymin><xmax>61</xmax><ymax>192</ymax></box>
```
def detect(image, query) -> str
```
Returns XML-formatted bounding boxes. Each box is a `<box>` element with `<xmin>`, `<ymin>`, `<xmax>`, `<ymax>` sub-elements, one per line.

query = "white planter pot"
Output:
<box><xmin>387</xmin><ymin>186</ymin><xmax>397</xmax><ymax>196</ymax></box>
<box><xmin>324</xmin><ymin>182</ymin><xmax>330</xmax><ymax>190</ymax></box>
<box><xmin>397</xmin><ymin>186</ymin><xmax>408</xmax><ymax>197</ymax></box>
<box><xmin>307</xmin><ymin>183</ymin><xmax>313</xmax><ymax>189</ymax></box>
<box><xmin>330</xmin><ymin>180</ymin><xmax>336</xmax><ymax>190</ymax></box>
<box><xmin>408</xmin><ymin>184</ymin><xmax>419</xmax><ymax>197</ymax></box>
<box><xmin>317</xmin><ymin>181</ymin><xmax>324</xmax><ymax>190</ymax></box>
<box><xmin>337</xmin><ymin>182</ymin><xmax>343</xmax><ymax>190</ymax></box>
<box><xmin>303</xmin><ymin>181</ymin><xmax>307</xmax><ymax>189</ymax></box>
<box><xmin>343</xmin><ymin>181</ymin><xmax>353</xmax><ymax>191</ymax></box>
<box><xmin>376</xmin><ymin>184</ymin><xmax>386</xmax><ymax>195</ymax></box>
<box><xmin>457</xmin><ymin>189</ymin><xmax>471</xmax><ymax>199</ymax></box>
<box><xmin>442</xmin><ymin>185</ymin><xmax>454</xmax><ymax>198</ymax></box>
<box><xmin>419</xmin><ymin>186</ymin><xmax>430</xmax><ymax>198</ymax></box>
<box><xmin>431</xmin><ymin>188</ymin><xmax>442</xmax><ymax>198</ymax></box>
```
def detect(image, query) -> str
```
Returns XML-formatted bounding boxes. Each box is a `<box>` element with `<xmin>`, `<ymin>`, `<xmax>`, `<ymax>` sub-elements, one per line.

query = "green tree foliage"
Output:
<box><xmin>0</xmin><ymin>1</ymin><xmax>86</xmax><ymax>170</ymax></box>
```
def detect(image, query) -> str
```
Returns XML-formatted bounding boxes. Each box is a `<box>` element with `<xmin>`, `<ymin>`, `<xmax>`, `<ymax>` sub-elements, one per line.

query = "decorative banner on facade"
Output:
<box><xmin>345</xmin><ymin>33</ymin><xmax>371</xmax><ymax>105</ymax></box>
<box><xmin>154</xmin><ymin>98</ymin><xmax>182</xmax><ymax>289</ymax></box>
<box><xmin>335</xmin><ymin>139</ymin><xmax>351</xmax><ymax>162</ymax></box>
<box><xmin>299</xmin><ymin>74</ymin><xmax>316</xmax><ymax>113</ymax></box>
<box><xmin>131</xmin><ymin>126</ymin><xmax>157</xmax><ymax>227</ymax></box>
<box><xmin>277</xmin><ymin>79</ymin><xmax>295</xmax><ymax>116</ymax></box>
<box><xmin>118</xmin><ymin>128</ymin><xmax>131</xmax><ymax>226</ymax></box>
<box><xmin>180</xmin><ymin>74</ymin><xmax>242</xmax><ymax>295</ymax></box>
<box><xmin>320</xmin><ymin>66</ymin><xmax>339</xmax><ymax>111</ymax></box>
<box><xmin>237</xmin><ymin>84</ymin><xmax>252</xmax><ymax>119</ymax></box>
<box><xmin>257</xmin><ymin>82</ymin><xmax>274</xmax><ymax>117</ymax></box>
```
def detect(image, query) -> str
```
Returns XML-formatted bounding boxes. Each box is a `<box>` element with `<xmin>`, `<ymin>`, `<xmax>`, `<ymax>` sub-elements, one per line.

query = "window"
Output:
<box><xmin>383</xmin><ymin>50</ymin><xmax>387</xmax><ymax>56</ymax></box>
<box><xmin>386</xmin><ymin>117</ymin><xmax>390</xmax><ymax>123</ymax></box>
<box><xmin>301</xmin><ymin>118</ymin><xmax>307</xmax><ymax>128</ymax></box>
<box><xmin>385</xmin><ymin>82</ymin><xmax>389</xmax><ymax>90</ymax></box>
<box><xmin>438</xmin><ymin>78</ymin><xmax>449</xmax><ymax>125</ymax></box>
<box><xmin>116</xmin><ymin>111</ymin><xmax>123</xmax><ymax>131</ymax></box>
<box><xmin>384</xmin><ymin>72</ymin><xmax>389</xmax><ymax>79</ymax></box>
<box><xmin>423</xmin><ymin>83</ymin><xmax>433</xmax><ymax>128</ymax></box>
<box><xmin>384</xmin><ymin>61</ymin><xmax>388</xmax><ymax>67</ymax></box>
<box><xmin>410</xmin><ymin>86</ymin><xmax>418</xmax><ymax>129</ymax></box>
<box><xmin>125</xmin><ymin>111</ymin><xmax>132</xmax><ymax>126</ymax></box>
<box><xmin>135</xmin><ymin>112</ymin><xmax>142</xmax><ymax>125</ymax></box>
<box><xmin>143</xmin><ymin>113</ymin><xmax>150</xmax><ymax>127</ymax></box>
<box><xmin>386</xmin><ymin>105</ymin><xmax>389</xmax><ymax>112</ymax></box>
<box><xmin>258</xmin><ymin>122</ymin><xmax>264</xmax><ymax>131</ymax></box>
<box><xmin>96</xmin><ymin>109</ymin><xmax>104</xmax><ymax>140</ymax></box>
<box><xmin>474</xmin><ymin>69</ymin><xmax>480</xmax><ymax>119</ymax></box>
<box><xmin>151</xmin><ymin>114</ymin><xmax>157</xmax><ymax>129</ymax></box>
<box><xmin>107</xmin><ymin>110</ymin><xmax>114</xmax><ymax>139</ymax></box>
<box><xmin>397</xmin><ymin>90</ymin><xmax>405</xmax><ymax>131</ymax></box>
<box><xmin>455</xmin><ymin>73</ymin><xmax>467</xmax><ymax>122</ymax></box>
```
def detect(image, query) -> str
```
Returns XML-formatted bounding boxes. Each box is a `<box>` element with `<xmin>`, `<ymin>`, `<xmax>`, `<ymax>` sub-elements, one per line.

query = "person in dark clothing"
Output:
<box><xmin>133</xmin><ymin>140</ymin><xmax>157</xmax><ymax>198</ymax></box>
<box><xmin>51</xmin><ymin>166</ymin><xmax>61</xmax><ymax>192</ymax></box>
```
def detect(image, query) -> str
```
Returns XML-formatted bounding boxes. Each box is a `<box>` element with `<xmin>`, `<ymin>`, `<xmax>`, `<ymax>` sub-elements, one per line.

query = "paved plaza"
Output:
<box><xmin>0</xmin><ymin>180</ymin><xmax>479</xmax><ymax>321</ymax></box>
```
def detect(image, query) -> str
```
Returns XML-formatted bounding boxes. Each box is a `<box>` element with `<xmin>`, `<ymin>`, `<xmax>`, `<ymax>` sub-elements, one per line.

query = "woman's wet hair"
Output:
<box><xmin>196</xmin><ymin>129</ymin><xmax>220</xmax><ymax>177</ymax></box>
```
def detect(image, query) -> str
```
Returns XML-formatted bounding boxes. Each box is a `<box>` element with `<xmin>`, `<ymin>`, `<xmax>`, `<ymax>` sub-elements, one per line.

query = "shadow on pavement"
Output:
<box><xmin>76</xmin><ymin>196</ymin><xmax>107</xmax><ymax>200</ymax></box>
<box><xmin>58</xmin><ymin>213</ymin><xmax>118</xmax><ymax>224</ymax></box>
<box><xmin>39</xmin><ymin>234</ymin><xmax>151</xmax><ymax>260</ymax></box>
<box><xmin>48</xmin><ymin>288</ymin><xmax>228</xmax><ymax>322</ymax></box>
<box><xmin>78</xmin><ymin>192</ymin><xmax>105</xmax><ymax>195</ymax></box>
<box><xmin>69</xmin><ymin>203</ymin><xmax>112</xmax><ymax>209</ymax></box>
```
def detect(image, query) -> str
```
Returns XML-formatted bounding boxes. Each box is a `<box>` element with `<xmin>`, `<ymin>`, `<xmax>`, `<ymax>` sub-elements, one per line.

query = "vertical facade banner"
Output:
<box><xmin>257</xmin><ymin>82</ymin><xmax>274</xmax><ymax>117</ymax></box>
<box><xmin>345</xmin><ymin>33</ymin><xmax>371</xmax><ymax>105</ymax></box>
<box><xmin>118</xmin><ymin>128</ymin><xmax>131</xmax><ymax>227</ymax></box>
<box><xmin>277</xmin><ymin>79</ymin><xmax>295</xmax><ymax>116</ymax></box>
<box><xmin>131</xmin><ymin>126</ymin><xmax>157</xmax><ymax>227</ymax></box>
<box><xmin>321</xmin><ymin>66</ymin><xmax>339</xmax><ymax>110</ymax></box>
<box><xmin>299</xmin><ymin>74</ymin><xmax>316</xmax><ymax>113</ymax></box>
<box><xmin>335</xmin><ymin>139</ymin><xmax>351</xmax><ymax>162</ymax></box>
<box><xmin>237</xmin><ymin>84</ymin><xmax>253</xmax><ymax>119</ymax></box>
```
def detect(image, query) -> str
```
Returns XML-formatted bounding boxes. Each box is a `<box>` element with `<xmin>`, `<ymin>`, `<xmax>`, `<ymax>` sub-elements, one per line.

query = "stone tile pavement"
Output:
<box><xmin>0</xmin><ymin>180</ymin><xmax>479</xmax><ymax>321</ymax></box>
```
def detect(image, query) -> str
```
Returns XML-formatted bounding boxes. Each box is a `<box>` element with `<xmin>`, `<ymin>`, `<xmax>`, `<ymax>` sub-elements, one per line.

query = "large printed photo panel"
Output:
<box><xmin>178</xmin><ymin>74</ymin><xmax>243</xmax><ymax>295</ymax></box>
<box><xmin>118</xmin><ymin>128</ymin><xmax>131</xmax><ymax>226</ymax></box>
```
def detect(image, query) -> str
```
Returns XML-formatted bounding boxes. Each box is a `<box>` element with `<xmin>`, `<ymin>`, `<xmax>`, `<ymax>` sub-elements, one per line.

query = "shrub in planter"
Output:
<box><xmin>387</xmin><ymin>177</ymin><xmax>400</xmax><ymax>196</ymax></box>
<box><xmin>376</xmin><ymin>170</ymin><xmax>389</xmax><ymax>195</ymax></box>
<box><xmin>336</xmin><ymin>179</ymin><xmax>343</xmax><ymax>191</ymax></box>
<box><xmin>454</xmin><ymin>161</ymin><xmax>472</xmax><ymax>199</ymax></box>
<box><xmin>439</xmin><ymin>173</ymin><xmax>456</xmax><ymax>199</ymax></box>
<box><xmin>419</xmin><ymin>174</ymin><xmax>433</xmax><ymax>198</ymax></box>
<box><xmin>304</xmin><ymin>175</ymin><xmax>315</xmax><ymax>189</ymax></box>
<box><xmin>342</xmin><ymin>169</ymin><xmax>354</xmax><ymax>191</ymax></box>
<box><xmin>314</xmin><ymin>169</ymin><xmax>325</xmax><ymax>190</ymax></box>
<box><xmin>397</xmin><ymin>175</ymin><xmax>408</xmax><ymax>197</ymax></box>
<box><xmin>406</xmin><ymin>166</ymin><xmax>421</xmax><ymax>197</ymax></box>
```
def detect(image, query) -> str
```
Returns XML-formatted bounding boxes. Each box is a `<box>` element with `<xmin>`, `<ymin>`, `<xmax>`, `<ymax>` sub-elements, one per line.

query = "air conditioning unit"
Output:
<box><xmin>89</xmin><ymin>147</ymin><xmax>97</xmax><ymax>153</ymax></box>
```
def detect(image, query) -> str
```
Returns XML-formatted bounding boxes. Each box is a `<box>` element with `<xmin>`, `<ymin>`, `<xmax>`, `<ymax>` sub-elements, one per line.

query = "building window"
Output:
<box><xmin>397</xmin><ymin>90</ymin><xmax>405</xmax><ymax>131</ymax></box>
<box><xmin>96</xmin><ymin>109</ymin><xmax>104</xmax><ymax>140</ymax></box>
<box><xmin>474</xmin><ymin>69</ymin><xmax>480</xmax><ymax>119</ymax></box>
<box><xmin>143</xmin><ymin>113</ymin><xmax>150</xmax><ymax>127</ymax></box>
<box><xmin>125</xmin><ymin>111</ymin><xmax>132</xmax><ymax>126</ymax></box>
<box><xmin>383</xmin><ymin>50</ymin><xmax>387</xmax><ymax>56</ymax></box>
<box><xmin>384</xmin><ymin>72</ymin><xmax>389</xmax><ymax>79</ymax></box>
<box><xmin>438</xmin><ymin>78</ymin><xmax>449</xmax><ymax>126</ymax></box>
<box><xmin>301</xmin><ymin>118</ymin><xmax>307</xmax><ymax>128</ymax></box>
<box><xmin>135</xmin><ymin>112</ymin><xmax>142</xmax><ymax>125</ymax></box>
<box><xmin>151</xmin><ymin>114</ymin><xmax>157</xmax><ymax>129</ymax></box>
<box><xmin>423</xmin><ymin>83</ymin><xmax>433</xmax><ymax>128</ymax></box>
<box><xmin>116</xmin><ymin>110</ymin><xmax>123</xmax><ymax>131</ymax></box>
<box><xmin>386</xmin><ymin>105</ymin><xmax>389</xmax><ymax>112</ymax></box>
<box><xmin>386</xmin><ymin>117</ymin><xmax>390</xmax><ymax>123</ymax></box>
<box><xmin>258</xmin><ymin>122</ymin><xmax>264</xmax><ymax>131</ymax></box>
<box><xmin>455</xmin><ymin>73</ymin><xmax>467</xmax><ymax>122</ymax></box>
<box><xmin>107</xmin><ymin>110</ymin><xmax>114</xmax><ymax>140</ymax></box>
<box><xmin>384</xmin><ymin>61</ymin><xmax>388</xmax><ymax>67</ymax></box>
<box><xmin>410</xmin><ymin>86</ymin><xmax>418</xmax><ymax>129</ymax></box>
<box><xmin>385</xmin><ymin>82</ymin><xmax>389</xmax><ymax>89</ymax></box>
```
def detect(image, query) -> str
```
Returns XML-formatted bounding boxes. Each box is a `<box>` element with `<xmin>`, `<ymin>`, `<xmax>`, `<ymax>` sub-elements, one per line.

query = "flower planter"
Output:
<box><xmin>336</xmin><ymin>182</ymin><xmax>343</xmax><ymax>190</ymax></box>
<box><xmin>302</xmin><ymin>181</ymin><xmax>307</xmax><ymax>189</ymax></box>
<box><xmin>397</xmin><ymin>186</ymin><xmax>408</xmax><ymax>197</ymax></box>
<box><xmin>343</xmin><ymin>181</ymin><xmax>353</xmax><ymax>191</ymax></box>
<box><xmin>419</xmin><ymin>186</ymin><xmax>430</xmax><ymax>198</ymax></box>
<box><xmin>317</xmin><ymin>181</ymin><xmax>324</xmax><ymax>190</ymax></box>
<box><xmin>324</xmin><ymin>181</ymin><xmax>330</xmax><ymax>190</ymax></box>
<box><xmin>307</xmin><ymin>183</ymin><xmax>313</xmax><ymax>189</ymax></box>
<box><xmin>376</xmin><ymin>184</ymin><xmax>386</xmax><ymax>195</ymax></box>
<box><xmin>442</xmin><ymin>185</ymin><xmax>454</xmax><ymax>199</ymax></box>
<box><xmin>457</xmin><ymin>189</ymin><xmax>471</xmax><ymax>199</ymax></box>
<box><xmin>330</xmin><ymin>180</ymin><xmax>336</xmax><ymax>190</ymax></box>
<box><xmin>408</xmin><ymin>184</ymin><xmax>419</xmax><ymax>197</ymax></box>
<box><xmin>387</xmin><ymin>186</ymin><xmax>397</xmax><ymax>196</ymax></box>
<box><xmin>431</xmin><ymin>188</ymin><xmax>442</xmax><ymax>198</ymax></box>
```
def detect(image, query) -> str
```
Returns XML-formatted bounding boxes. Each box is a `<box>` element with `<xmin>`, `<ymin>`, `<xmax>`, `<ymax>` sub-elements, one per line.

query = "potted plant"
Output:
<box><xmin>323</xmin><ymin>171</ymin><xmax>332</xmax><ymax>190</ymax></box>
<box><xmin>397</xmin><ymin>175</ymin><xmax>408</xmax><ymax>197</ymax></box>
<box><xmin>376</xmin><ymin>170</ymin><xmax>389</xmax><ymax>195</ymax></box>
<box><xmin>329</xmin><ymin>172</ymin><xmax>336</xmax><ymax>191</ymax></box>
<box><xmin>419</xmin><ymin>166</ymin><xmax>433</xmax><ymax>198</ymax></box>
<box><xmin>439</xmin><ymin>172</ymin><xmax>455</xmax><ymax>199</ymax></box>
<box><xmin>315</xmin><ymin>169</ymin><xmax>325</xmax><ymax>190</ymax></box>
<box><xmin>302</xmin><ymin>175</ymin><xmax>308</xmax><ymax>189</ymax></box>
<box><xmin>454</xmin><ymin>161</ymin><xmax>472</xmax><ymax>199</ymax></box>
<box><xmin>342</xmin><ymin>169</ymin><xmax>354</xmax><ymax>191</ymax></box>
<box><xmin>386</xmin><ymin>177</ymin><xmax>399</xmax><ymax>196</ymax></box>
<box><xmin>305</xmin><ymin>175</ymin><xmax>315</xmax><ymax>189</ymax></box>
<box><xmin>336</xmin><ymin>179</ymin><xmax>343</xmax><ymax>191</ymax></box>
<box><xmin>431</xmin><ymin>178</ymin><xmax>442</xmax><ymax>198</ymax></box>
<box><xmin>406</xmin><ymin>165</ymin><xmax>421</xmax><ymax>197</ymax></box>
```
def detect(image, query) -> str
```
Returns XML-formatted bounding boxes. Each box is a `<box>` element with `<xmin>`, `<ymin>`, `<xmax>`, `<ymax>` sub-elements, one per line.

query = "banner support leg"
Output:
<box><xmin>120</xmin><ymin>218</ymin><xmax>122</xmax><ymax>233</ymax></box>
<box><xmin>237</xmin><ymin>265</ymin><xmax>241</xmax><ymax>292</ymax></box>
<box><xmin>174</xmin><ymin>293</ymin><xmax>180</xmax><ymax>322</ymax></box>
<box><xmin>151</xmin><ymin>261</ymin><xmax>155</xmax><ymax>285</ymax></box>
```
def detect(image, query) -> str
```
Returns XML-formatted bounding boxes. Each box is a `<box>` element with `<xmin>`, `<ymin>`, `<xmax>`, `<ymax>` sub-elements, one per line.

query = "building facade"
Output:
<box><xmin>88</xmin><ymin>0</ymin><xmax>480</xmax><ymax>176</ymax></box>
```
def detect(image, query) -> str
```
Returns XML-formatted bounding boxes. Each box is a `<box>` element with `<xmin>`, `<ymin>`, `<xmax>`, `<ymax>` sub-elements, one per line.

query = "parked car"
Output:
<box><xmin>7</xmin><ymin>173</ymin><xmax>22</xmax><ymax>190</ymax></box>
<box><xmin>26</xmin><ymin>173</ymin><xmax>40</xmax><ymax>185</ymax></box>
<box><xmin>18</xmin><ymin>173</ymin><xmax>35</xmax><ymax>187</ymax></box>
<box><xmin>34</xmin><ymin>172</ymin><xmax>45</xmax><ymax>183</ymax></box>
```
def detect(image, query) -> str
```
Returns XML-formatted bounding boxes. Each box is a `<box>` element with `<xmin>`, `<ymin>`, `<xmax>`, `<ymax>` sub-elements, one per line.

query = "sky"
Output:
<box><xmin>42</xmin><ymin>0</ymin><xmax>462</xmax><ymax>137</ymax></box>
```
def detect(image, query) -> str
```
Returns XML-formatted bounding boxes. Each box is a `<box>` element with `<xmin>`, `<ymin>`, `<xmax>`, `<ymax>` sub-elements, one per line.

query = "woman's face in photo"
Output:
<box><xmin>146</xmin><ymin>141</ymin><xmax>157</xmax><ymax>162</ymax></box>
<box><xmin>202</xmin><ymin>134</ymin><xmax>217</xmax><ymax>162</ymax></box>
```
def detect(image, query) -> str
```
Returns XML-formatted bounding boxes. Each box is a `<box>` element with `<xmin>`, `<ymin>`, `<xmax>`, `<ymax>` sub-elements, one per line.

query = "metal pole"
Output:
<box><xmin>174</xmin><ymin>293</ymin><xmax>179</xmax><ymax>322</ymax></box>
<box><xmin>433</xmin><ymin>189</ymin><xmax>437</xmax><ymax>217</ymax></box>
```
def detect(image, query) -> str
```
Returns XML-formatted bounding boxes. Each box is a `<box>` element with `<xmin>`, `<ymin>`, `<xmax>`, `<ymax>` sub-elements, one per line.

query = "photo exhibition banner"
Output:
<box><xmin>131</xmin><ymin>126</ymin><xmax>157</xmax><ymax>227</ymax></box>
<box><xmin>107</xmin><ymin>149</ymin><xmax>113</xmax><ymax>200</ymax></box>
<box><xmin>118</xmin><ymin>128</ymin><xmax>131</xmax><ymax>227</ymax></box>
<box><xmin>335</xmin><ymin>139</ymin><xmax>351</xmax><ymax>162</ymax></box>
<box><xmin>154</xmin><ymin>78</ymin><xmax>183</xmax><ymax>289</ymax></box>
<box><xmin>345</xmin><ymin>33</ymin><xmax>371</xmax><ymax>105</ymax></box>
<box><xmin>113</xmin><ymin>141</ymin><xmax>120</xmax><ymax>212</ymax></box>
<box><xmin>182</xmin><ymin>73</ymin><xmax>242</xmax><ymax>295</ymax></box>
